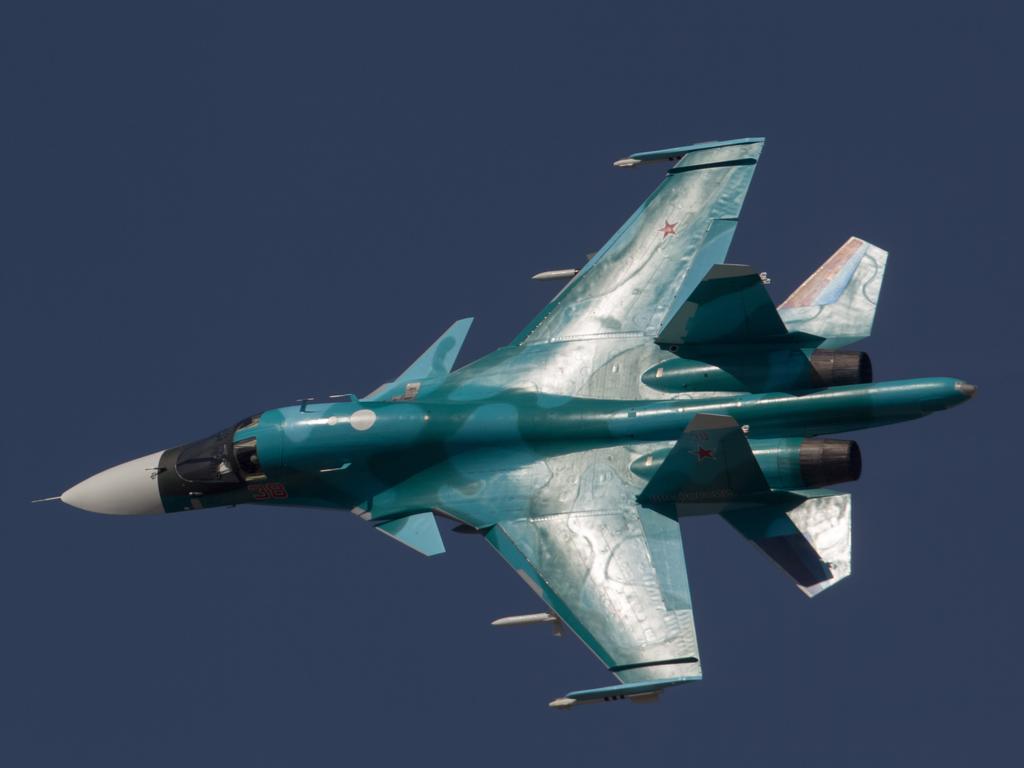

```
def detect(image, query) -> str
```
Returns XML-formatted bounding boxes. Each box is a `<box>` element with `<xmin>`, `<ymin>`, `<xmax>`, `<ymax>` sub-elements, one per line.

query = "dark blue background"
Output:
<box><xmin>3</xmin><ymin>2</ymin><xmax>1019</xmax><ymax>764</ymax></box>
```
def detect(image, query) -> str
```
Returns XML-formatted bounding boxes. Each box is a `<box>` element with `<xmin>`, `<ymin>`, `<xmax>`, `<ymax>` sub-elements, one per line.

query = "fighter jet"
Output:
<box><xmin>53</xmin><ymin>138</ymin><xmax>974</xmax><ymax>708</ymax></box>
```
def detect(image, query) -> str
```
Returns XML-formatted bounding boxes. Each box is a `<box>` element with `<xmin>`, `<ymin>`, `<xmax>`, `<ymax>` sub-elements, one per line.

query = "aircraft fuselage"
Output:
<box><xmin>62</xmin><ymin>376</ymin><xmax>974</xmax><ymax>518</ymax></box>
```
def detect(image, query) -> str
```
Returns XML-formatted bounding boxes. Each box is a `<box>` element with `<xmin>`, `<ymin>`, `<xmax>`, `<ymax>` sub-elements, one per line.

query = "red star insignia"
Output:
<box><xmin>659</xmin><ymin>220</ymin><xmax>677</xmax><ymax>238</ymax></box>
<box><xmin>690</xmin><ymin>446</ymin><xmax>715</xmax><ymax>462</ymax></box>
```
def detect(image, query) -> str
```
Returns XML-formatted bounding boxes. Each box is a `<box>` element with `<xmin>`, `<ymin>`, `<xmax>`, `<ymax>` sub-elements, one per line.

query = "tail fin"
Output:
<box><xmin>639</xmin><ymin>414</ymin><xmax>770</xmax><ymax>505</ymax></box>
<box><xmin>656</xmin><ymin>264</ymin><xmax>790</xmax><ymax>347</ymax></box>
<box><xmin>778</xmin><ymin>237</ymin><xmax>888</xmax><ymax>349</ymax></box>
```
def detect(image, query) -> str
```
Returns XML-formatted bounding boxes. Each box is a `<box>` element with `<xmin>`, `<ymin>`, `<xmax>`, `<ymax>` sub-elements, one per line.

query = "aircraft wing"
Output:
<box><xmin>485</xmin><ymin>500</ymin><xmax>702</xmax><ymax>695</ymax></box>
<box><xmin>365</xmin><ymin>445</ymin><xmax>702</xmax><ymax>704</ymax></box>
<box><xmin>514</xmin><ymin>138</ymin><xmax>764</xmax><ymax>346</ymax></box>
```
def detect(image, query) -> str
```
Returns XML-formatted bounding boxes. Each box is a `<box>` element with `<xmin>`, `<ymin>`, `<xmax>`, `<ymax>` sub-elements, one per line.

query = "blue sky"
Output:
<box><xmin>2</xmin><ymin>2</ymin><xmax>1020</xmax><ymax>765</ymax></box>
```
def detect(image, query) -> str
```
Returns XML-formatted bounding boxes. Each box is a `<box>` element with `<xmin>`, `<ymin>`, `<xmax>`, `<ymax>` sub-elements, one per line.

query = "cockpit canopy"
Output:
<box><xmin>174</xmin><ymin>415</ymin><xmax>267</xmax><ymax>487</ymax></box>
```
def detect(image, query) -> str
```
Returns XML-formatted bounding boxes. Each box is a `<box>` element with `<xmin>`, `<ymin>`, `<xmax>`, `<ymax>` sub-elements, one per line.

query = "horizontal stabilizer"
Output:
<box><xmin>778</xmin><ymin>237</ymin><xmax>888</xmax><ymax>349</ymax></box>
<box><xmin>722</xmin><ymin>492</ymin><xmax>852</xmax><ymax>596</ymax></box>
<box><xmin>365</xmin><ymin>318</ymin><xmax>473</xmax><ymax>401</ymax></box>
<box><xmin>374</xmin><ymin>512</ymin><xmax>446</xmax><ymax>557</ymax></box>
<box><xmin>639</xmin><ymin>414</ymin><xmax>770</xmax><ymax>506</ymax></box>
<box><xmin>657</xmin><ymin>264</ymin><xmax>792</xmax><ymax>347</ymax></box>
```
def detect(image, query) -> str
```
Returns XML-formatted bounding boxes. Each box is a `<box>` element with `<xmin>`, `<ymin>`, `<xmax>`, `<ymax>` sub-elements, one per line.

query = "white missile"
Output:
<box><xmin>491</xmin><ymin>612</ymin><xmax>563</xmax><ymax>636</ymax></box>
<box><xmin>491</xmin><ymin>612</ymin><xmax>559</xmax><ymax>627</ymax></box>
<box><xmin>531</xmin><ymin>269</ymin><xmax>579</xmax><ymax>281</ymax></box>
<box><xmin>548</xmin><ymin>697</ymin><xmax>577</xmax><ymax>709</ymax></box>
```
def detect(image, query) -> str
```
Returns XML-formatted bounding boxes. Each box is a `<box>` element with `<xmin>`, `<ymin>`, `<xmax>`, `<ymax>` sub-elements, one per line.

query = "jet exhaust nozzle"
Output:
<box><xmin>797</xmin><ymin>438</ymin><xmax>862</xmax><ymax>489</ymax></box>
<box><xmin>749</xmin><ymin>437</ymin><xmax>861</xmax><ymax>489</ymax></box>
<box><xmin>809</xmin><ymin>350</ymin><xmax>873</xmax><ymax>387</ymax></box>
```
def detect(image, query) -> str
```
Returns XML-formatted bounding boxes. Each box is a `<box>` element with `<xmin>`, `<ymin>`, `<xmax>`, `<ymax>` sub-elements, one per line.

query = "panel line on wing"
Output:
<box><xmin>669</xmin><ymin>158</ymin><xmax>757</xmax><ymax>174</ymax></box>
<box><xmin>608</xmin><ymin>656</ymin><xmax>699</xmax><ymax>672</ymax></box>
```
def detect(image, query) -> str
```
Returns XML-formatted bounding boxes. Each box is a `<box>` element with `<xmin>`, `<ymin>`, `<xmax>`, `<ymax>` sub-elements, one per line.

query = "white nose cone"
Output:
<box><xmin>61</xmin><ymin>451</ymin><xmax>166</xmax><ymax>515</ymax></box>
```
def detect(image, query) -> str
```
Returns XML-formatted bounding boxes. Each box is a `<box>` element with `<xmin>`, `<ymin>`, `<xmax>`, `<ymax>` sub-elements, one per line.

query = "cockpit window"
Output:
<box><xmin>236</xmin><ymin>413</ymin><xmax>261</xmax><ymax>431</ymax></box>
<box><xmin>176</xmin><ymin>431</ymin><xmax>240</xmax><ymax>484</ymax></box>
<box><xmin>233</xmin><ymin>437</ymin><xmax>266</xmax><ymax>482</ymax></box>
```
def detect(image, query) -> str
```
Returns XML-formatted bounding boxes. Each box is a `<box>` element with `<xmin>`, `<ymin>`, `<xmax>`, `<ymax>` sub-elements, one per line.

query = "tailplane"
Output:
<box><xmin>777</xmin><ymin>237</ymin><xmax>888</xmax><ymax>349</ymax></box>
<box><xmin>723</xmin><ymin>492</ymin><xmax>852</xmax><ymax>596</ymax></box>
<box><xmin>637</xmin><ymin>417</ymin><xmax>854</xmax><ymax>597</ymax></box>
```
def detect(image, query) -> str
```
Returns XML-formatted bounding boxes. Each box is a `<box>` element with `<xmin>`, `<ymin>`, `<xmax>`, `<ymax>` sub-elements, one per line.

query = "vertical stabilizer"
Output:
<box><xmin>778</xmin><ymin>237</ymin><xmax>888</xmax><ymax>348</ymax></box>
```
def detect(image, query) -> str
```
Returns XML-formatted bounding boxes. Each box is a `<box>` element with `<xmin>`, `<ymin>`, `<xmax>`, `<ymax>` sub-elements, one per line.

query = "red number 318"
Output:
<box><xmin>249</xmin><ymin>483</ymin><xmax>289</xmax><ymax>500</ymax></box>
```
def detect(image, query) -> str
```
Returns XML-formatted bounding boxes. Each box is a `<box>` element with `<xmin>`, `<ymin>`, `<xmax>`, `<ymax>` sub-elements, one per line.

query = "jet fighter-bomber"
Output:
<box><xmin>55</xmin><ymin>138</ymin><xmax>975</xmax><ymax>708</ymax></box>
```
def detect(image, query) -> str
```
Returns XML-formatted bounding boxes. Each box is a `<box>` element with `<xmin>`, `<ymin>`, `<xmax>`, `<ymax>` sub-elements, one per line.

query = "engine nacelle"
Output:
<box><xmin>641</xmin><ymin>348</ymin><xmax>818</xmax><ymax>394</ymax></box>
<box><xmin>631</xmin><ymin>437</ymin><xmax>861</xmax><ymax>491</ymax></box>
<box><xmin>809</xmin><ymin>350</ymin><xmax>872</xmax><ymax>387</ymax></box>
<box><xmin>641</xmin><ymin>350</ymin><xmax>872</xmax><ymax>395</ymax></box>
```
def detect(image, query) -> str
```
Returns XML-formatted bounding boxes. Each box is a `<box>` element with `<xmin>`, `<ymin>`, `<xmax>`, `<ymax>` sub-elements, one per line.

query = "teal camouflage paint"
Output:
<box><xmin>58</xmin><ymin>138</ymin><xmax>975</xmax><ymax>708</ymax></box>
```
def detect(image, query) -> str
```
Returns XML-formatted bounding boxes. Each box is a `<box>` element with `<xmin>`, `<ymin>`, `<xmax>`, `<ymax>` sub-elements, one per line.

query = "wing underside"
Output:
<box><xmin>367</xmin><ymin>434</ymin><xmax>854</xmax><ymax>702</ymax></box>
<box><xmin>366</xmin><ymin>445</ymin><xmax>703</xmax><ymax>698</ymax></box>
<box><xmin>485</xmin><ymin>503</ymin><xmax>701</xmax><ymax>686</ymax></box>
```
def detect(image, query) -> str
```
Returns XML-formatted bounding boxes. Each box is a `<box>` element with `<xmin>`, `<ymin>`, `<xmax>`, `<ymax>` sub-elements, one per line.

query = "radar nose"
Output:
<box><xmin>61</xmin><ymin>451</ymin><xmax>166</xmax><ymax>515</ymax></box>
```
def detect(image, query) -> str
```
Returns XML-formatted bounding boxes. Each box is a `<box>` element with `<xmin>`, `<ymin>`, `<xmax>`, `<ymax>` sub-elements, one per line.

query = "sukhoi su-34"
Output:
<box><xmin>53</xmin><ymin>138</ymin><xmax>975</xmax><ymax>708</ymax></box>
